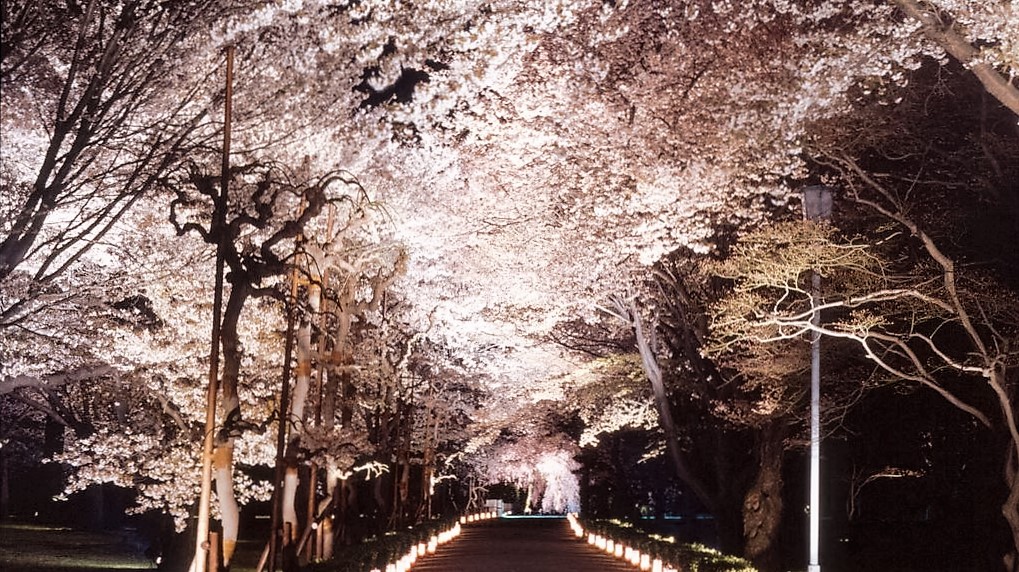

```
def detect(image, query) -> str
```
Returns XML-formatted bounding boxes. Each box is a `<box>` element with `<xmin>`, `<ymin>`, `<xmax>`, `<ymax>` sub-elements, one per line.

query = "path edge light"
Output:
<box><xmin>802</xmin><ymin>184</ymin><xmax>832</xmax><ymax>572</ymax></box>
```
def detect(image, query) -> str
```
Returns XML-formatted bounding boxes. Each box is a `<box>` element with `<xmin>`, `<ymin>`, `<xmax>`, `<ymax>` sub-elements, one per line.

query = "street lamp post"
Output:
<box><xmin>802</xmin><ymin>185</ymin><xmax>832</xmax><ymax>572</ymax></box>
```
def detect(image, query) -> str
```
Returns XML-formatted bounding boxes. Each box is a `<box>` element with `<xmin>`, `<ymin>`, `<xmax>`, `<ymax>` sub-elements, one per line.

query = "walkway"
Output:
<box><xmin>411</xmin><ymin>516</ymin><xmax>635</xmax><ymax>572</ymax></box>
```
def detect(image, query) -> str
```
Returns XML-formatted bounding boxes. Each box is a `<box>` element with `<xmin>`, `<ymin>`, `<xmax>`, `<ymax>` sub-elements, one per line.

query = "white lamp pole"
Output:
<box><xmin>802</xmin><ymin>185</ymin><xmax>832</xmax><ymax>572</ymax></box>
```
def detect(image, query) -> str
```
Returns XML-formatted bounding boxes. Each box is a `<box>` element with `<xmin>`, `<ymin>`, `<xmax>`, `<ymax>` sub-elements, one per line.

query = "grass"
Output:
<box><xmin>0</xmin><ymin>522</ymin><xmax>155</xmax><ymax>571</ymax></box>
<box><xmin>0</xmin><ymin>521</ymin><xmax>270</xmax><ymax>572</ymax></box>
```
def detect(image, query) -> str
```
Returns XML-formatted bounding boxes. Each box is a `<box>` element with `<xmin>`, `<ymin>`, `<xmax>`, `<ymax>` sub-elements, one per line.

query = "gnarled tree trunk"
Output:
<box><xmin>213</xmin><ymin>280</ymin><xmax>249</xmax><ymax>567</ymax></box>
<box><xmin>743</xmin><ymin>420</ymin><xmax>787</xmax><ymax>572</ymax></box>
<box><xmin>282</xmin><ymin>284</ymin><xmax>315</xmax><ymax>544</ymax></box>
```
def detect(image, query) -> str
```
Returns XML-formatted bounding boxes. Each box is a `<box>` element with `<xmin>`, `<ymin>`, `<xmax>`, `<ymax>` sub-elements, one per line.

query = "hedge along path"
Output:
<box><xmin>411</xmin><ymin>517</ymin><xmax>635</xmax><ymax>572</ymax></box>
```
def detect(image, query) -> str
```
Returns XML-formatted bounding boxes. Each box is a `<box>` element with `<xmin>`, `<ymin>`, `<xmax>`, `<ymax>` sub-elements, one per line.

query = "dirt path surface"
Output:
<box><xmin>411</xmin><ymin>517</ymin><xmax>636</xmax><ymax>572</ymax></box>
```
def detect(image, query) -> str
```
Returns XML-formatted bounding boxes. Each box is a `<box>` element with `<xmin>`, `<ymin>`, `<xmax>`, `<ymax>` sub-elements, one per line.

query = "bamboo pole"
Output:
<box><xmin>190</xmin><ymin>44</ymin><xmax>233</xmax><ymax>572</ymax></box>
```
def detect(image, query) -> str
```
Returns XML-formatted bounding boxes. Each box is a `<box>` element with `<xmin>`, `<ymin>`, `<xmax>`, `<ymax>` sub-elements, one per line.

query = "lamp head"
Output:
<box><xmin>802</xmin><ymin>185</ymin><xmax>833</xmax><ymax>221</ymax></box>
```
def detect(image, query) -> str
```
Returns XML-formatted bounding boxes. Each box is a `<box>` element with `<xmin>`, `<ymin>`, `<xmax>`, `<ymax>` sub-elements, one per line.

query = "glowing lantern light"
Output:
<box><xmin>614</xmin><ymin>543</ymin><xmax>624</xmax><ymax>558</ymax></box>
<box><xmin>566</xmin><ymin>513</ymin><xmax>584</xmax><ymax>537</ymax></box>
<box><xmin>588</xmin><ymin>533</ymin><xmax>596</xmax><ymax>544</ymax></box>
<box><xmin>640</xmin><ymin>553</ymin><xmax>651</xmax><ymax>570</ymax></box>
<box><xmin>652</xmin><ymin>558</ymin><xmax>664</xmax><ymax>572</ymax></box>
<box><xmin>428</xmin><ymin>536</ymin><xmax>438</xmax><ymax>554</ymax></box>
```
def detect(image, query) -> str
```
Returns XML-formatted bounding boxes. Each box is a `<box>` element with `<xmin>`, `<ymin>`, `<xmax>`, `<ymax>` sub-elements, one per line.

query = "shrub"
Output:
<box><xmin>578</xmin><ymin>517</ymin><xmax>757</xmax><ymax>572</ymax></box>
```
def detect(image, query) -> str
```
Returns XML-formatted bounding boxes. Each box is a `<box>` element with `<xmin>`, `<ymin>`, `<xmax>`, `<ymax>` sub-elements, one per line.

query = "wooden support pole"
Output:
<box><xmin>208</xmin><ymin>531</ymin><xmax>220</xmax><ymax>572</ymax></box>
<box><xmin>190</xmin><ymin>44</ymin><xmax>233</xmax><ymax>572</ymax></box>
<box><xmin>269</xmin><ymin>255</ymin><xmax>301</xmax><ymax>571</ymax></box>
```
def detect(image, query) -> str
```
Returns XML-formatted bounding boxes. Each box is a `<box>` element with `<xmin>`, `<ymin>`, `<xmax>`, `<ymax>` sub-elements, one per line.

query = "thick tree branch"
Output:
<box><xmin>893</xmin><ymin>0</ymin><xmax>1019</xmax><ymax>116</ymax></box>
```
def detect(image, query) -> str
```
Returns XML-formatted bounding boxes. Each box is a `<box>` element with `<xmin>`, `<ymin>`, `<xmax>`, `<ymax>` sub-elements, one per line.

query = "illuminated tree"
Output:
<box><xmin>167</xmin><ymin>155</ymin><xmax>376</xmax><ymax>565</ymax></box>
<box><xmin>277</xmin><ymin>192</ymin><xmax>407</xmax><ymax>557</ymax></box>
<box><xmin>3</xmin><ymin>1</ymin><xmax>1018</xmax><ymax>569</ymax></box>
<box><xmin>891</xmin><ymin>0</ymin><xmax>1019</xmax><ymax>115</ymax></box>
<box><xmin>599</xmin><ymin>265</ymin><xmax>807</xmax><ymax>569</ymax></box>
<box><xmin>5</xmin><ymin>192</ymin><xmax>283</xmax><ymax>546</ymax></box>
<box><xmin>471</xmin><ymin>428</ymin><xmax>582</xmax><ymax>515</ymax></box>
<box><xmin>1</xmin><ymin>5</ymin><xmax>228</xmax><ymax>533</ymax></box>
<box><xmin>710</xmin><ymin>204</ymin><xmax>1019</xmax><ymax>569</ymax></box>
<box><xmin>0</xmin><ymin>0</ymin><xmax>228</xmax><ymax>300</ymax></box>
<box><xmin>812</xmin><ymin>61</ymin><xmax>1019</xmax><ymax>568</ymax></box>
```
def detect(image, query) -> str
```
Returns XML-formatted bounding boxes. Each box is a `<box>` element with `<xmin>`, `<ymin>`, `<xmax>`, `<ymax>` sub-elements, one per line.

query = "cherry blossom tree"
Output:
<box><xmin>167</xmin><ymin>151</ymin><xmax>381</xmax><ymax>566</ymax></box>
<box><xmin>0</xmin><ymin>0</ymin><xmax>232</xmax><ymax>301</ymax></box>
<box><xmin>2</xmin><ymin>6</ymin><xmax>232</xmax><ymax>538</ymax></box>
<box><xmin>804</xmin><ymin>60</ymin><xmax>1019</xmax><ymax>569</ymax></box>
<box><xmin>891</xmin><ymin>0</ymin><xmax>1019</xmax><ymax>115</ymax></box>
<box><xmin>470</xmin><ymin>428</ymin><xmax>582</xmax><ymax>515</ymax></box>
<box><xmin>3</xmin><ymin>1</ymin><xmax>1018</xmax><ymax>570</ymax></box>
<box><xmin>272</xmin><ymin>191</ymin><xmax>407</xmax><ymax>558</ymax></box>
<box><xmin>1</xmin><ymin>191</ymin><xmax>283</xmax><ymax>571</ymax></box>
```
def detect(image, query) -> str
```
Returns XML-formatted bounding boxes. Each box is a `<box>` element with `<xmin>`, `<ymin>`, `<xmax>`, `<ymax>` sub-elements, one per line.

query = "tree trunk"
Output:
<box><xmin>320</xmin><ymin>458</ymin><xmax>339</xmax><ymax>560</ymax></box>
<box><xmin>1</xmin><ymin>444</ymin><xmax>8</xmax><ymax>520</ymax></box>
<box><xmin>742</xmin><ymin>420</ymin><xmax>786</xmax><ymax>572</ymax></box>
<box><xmin>342</xmin><ymin>479</ymin><xmax>358</xmax><ymax>543</ymax></box>
<box><xmin>214</xmin><ymin>280</ymin><xmax>248</xmax><ymax>567</ymax></box>
<box><xmin>622</xmin><ymin>298</ymin><xmax>715</xmax><ymax>511</ymax></box>
<box><xmin>319</xmin><ymin>472</ymin><xmax>341</xmax><ymax>557</ymax></box>
<box><xmin>1003</xmin><ymin>442</ymin><xmax>1019</xmax><ymax>572</ymax></box>
<box><xmin>419</xmin><ymin>398</ymin><xmax>437</xmax><ymax>521</ymax></box>
<box><xmin>281</xmin><ymin>456</ymin><xmax>300</xmax><ymax>544</ymax></box>
<box><xmin>304</xmin><ymin>463</ymin><xmax>317</xmax><ymax>563</ymax></box>
<box><xmin>282</xmin><ymin>303</ymin><xmax>313</xmax><ymax>544</ymax></box>
<box><xmin>339</xmin><ymin>362</ymin><xmax>355</xmax><ymax>429</ymax></box>
<box><xmin>318</xmin><ymin>305</ymin><xmax>350</xmax><ymax>552</ymax></box>
<box><xmin>710</xmin><ymin>431</ymin><xmax>749</xmax><ymax>557</ymax></box>
<box><xmin>374</xmin><ymin>472</ymin><xmax>388</xmax><ymax>518</ymax></box>
<box><xmin>389</xmin><ymin>408</ymin><xmax>404</xmax><ymax>528</ymax></box>
<box><xmin>398</xmin><ymin>453</ymin><xmax>410</xmax><ymax>519</ymax></box>
<box><xmin>213</xmin><ymin>442</ymin><xmax>239</xmax><ymax>565</ymax></box>
<box><xmin>337</xmin><ymin>477</ymin><xmax>347</xmax><ymax>546</ymax></box>
<box><xmin>987</xmin><ymin>368</ymin><xmax>1019</xmax><ymax>572</ymax></box>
